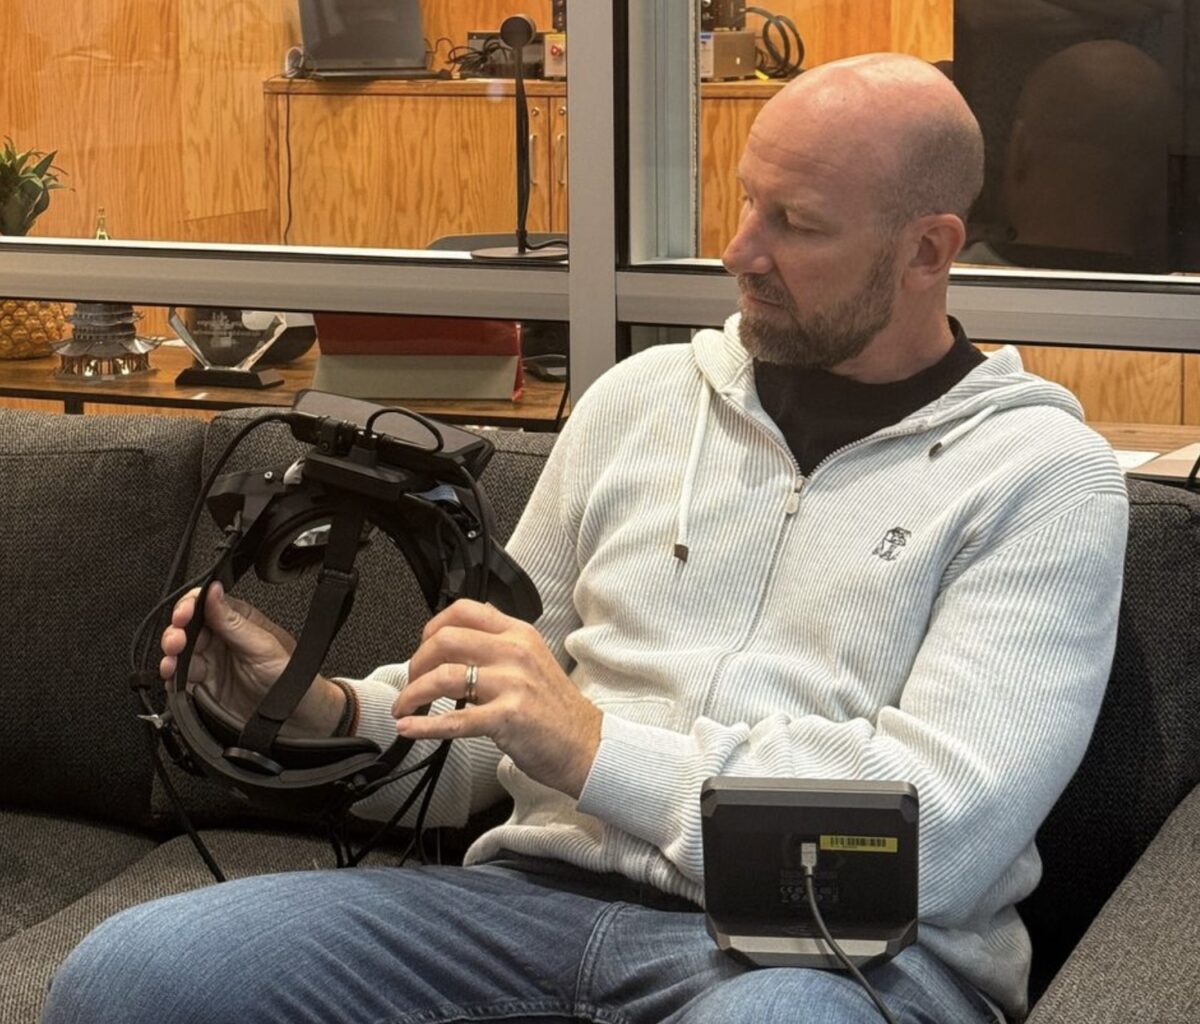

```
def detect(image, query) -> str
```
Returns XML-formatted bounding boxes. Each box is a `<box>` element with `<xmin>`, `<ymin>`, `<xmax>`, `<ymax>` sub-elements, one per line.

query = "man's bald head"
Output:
<box><xmin>754</xmin><ymin>53</ymin><xmax>985</xmax><ymax>232</ymax></box>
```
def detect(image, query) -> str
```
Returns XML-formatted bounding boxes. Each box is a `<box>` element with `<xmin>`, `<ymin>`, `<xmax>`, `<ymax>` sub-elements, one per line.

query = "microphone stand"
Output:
<box><xmin>472</xmin><ymin>14</ymin><xmax>568</xmax><ymax>262</ymax></box>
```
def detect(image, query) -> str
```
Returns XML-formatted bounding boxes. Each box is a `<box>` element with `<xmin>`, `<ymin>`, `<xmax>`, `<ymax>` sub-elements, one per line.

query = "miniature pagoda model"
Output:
<box><xmin>54</xmin><ymin>302</ymin><xmax>160</xmax><ymax>381</ymax></box>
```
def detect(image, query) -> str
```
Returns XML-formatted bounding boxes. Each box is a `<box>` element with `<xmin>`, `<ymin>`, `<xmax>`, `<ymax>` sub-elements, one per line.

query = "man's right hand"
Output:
<box><xmin>159</xmin><ymin>582</ymin><xmax>346</xmax><ymax>737</ymax></box>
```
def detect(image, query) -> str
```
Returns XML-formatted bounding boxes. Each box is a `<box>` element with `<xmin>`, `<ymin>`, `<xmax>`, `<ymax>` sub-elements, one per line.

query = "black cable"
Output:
<box><xmin>283</xmin><ymin>84</ymin><xmax>295</xmax><ymax>244</ymax></box>
<box><xmin>802</xmin><ymin>865</ymin><xmax>898</xmax><ymax>1024</ymax></box>
<box><xmin>365</xmin><ymin>406</ymin><xmax>445</xmax><ymax>452</ymax></box>
<box><xmin>553</xmin><ymin>378</ymin><xmax>569</xmax><ymax>432</ymax></box>
<box><xmin>446</xmin><ymin>39</ymin><xmax>507</xmax><ymax>78</ymax></box>
<box><xmin>746</xmin><ymin>7</ymin><xmax>805</xmax><ymax>79</ymax></box>
<box><xmin>150</xmin><ymin>739</ymin><xmax>227</xmax><ymax>882</ymax></box>
<box><xmin>429</xmin><ymin>36</ymin><xmax>457</xmax><ymax>69</ymax></box>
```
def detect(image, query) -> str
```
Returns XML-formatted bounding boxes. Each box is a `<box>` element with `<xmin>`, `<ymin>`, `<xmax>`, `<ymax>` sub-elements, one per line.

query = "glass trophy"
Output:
<box><xmin>168</xmin><ymin>306</ymin><xmax>287</xmax><ymax>389</ymax></box>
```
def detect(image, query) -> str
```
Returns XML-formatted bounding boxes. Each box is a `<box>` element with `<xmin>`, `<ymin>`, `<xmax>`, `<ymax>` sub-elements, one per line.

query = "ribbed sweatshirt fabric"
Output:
<box><xmin>346</xmin><ymin>315</ymin><xmax>1129</xmax><ymax>1019</ymax></box>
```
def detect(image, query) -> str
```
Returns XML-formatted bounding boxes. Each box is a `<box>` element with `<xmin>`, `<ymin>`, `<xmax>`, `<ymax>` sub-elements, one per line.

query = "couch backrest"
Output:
<box><xmin>0</xmin><ymin>409</ymin><xmax>206</xmax><ymax>826</ymax></box>
<box><xmin>1020</xmin><ymin>478</ymin><xmax>1200</xmax><ymax>1000</ymax></box>
<box><xmin>153</xmin><ymin>408</ymin><xmax>556</xmax><ymax>828</ymax></box>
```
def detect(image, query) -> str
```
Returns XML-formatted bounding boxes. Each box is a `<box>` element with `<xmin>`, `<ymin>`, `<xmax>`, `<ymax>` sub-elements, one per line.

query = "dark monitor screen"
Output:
<box><xmin>298</xmin><ymin>0</ymin><xmax>427</xmax><ymax>72</ymax></box>
<box><xmin>953</xmin><ymin>3</ymin><xmax>1198</xmax><ymax>274</ymax></box>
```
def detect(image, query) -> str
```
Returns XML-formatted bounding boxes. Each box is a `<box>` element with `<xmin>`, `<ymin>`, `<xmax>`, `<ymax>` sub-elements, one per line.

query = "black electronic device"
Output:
<box><xmin>700</xmin><ymin>0</ymin><xmax>747</xmax><ymax>32</ymax></box>
<box><xmin>701</xmin><ymin>778</ymin><xmax>919</xmax><ymax>970</ymax></box>
<box><xmin>552</xmin><ymin>0</ymin><xmax>567</xmax><ymax>32</ymax></box>
<box><xmin>297</xmin><ymin>0</ymin><xmax>442</xmax><ymax>79</ymax></box>
<box><xmin>132</xmin><ymin>390</ymin><xmax>542</xmax><ymax>879</ymax></box>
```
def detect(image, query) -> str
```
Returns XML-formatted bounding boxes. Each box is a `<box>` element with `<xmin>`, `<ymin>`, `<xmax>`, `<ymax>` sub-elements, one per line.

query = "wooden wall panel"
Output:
<box><xmin>890</xmin><ymin>0</ymin><xmax>954</xmax><ymax>63</ymax></box>
<box><xmin>179</xmin><ymin>0</ymin><xmax>293</xmax><ymax>228</ymax></box>
<box><xmin>980</xmin><ymin>345</ymin><xmax>1181</xmax><ymax>424</ymax></box>
<box><xmin>0</xmin><ymin>1</ymin><xmax>184</xmax><ymax>243</ymax></box>
<box><xmin>700</xmin><ymin>96</ymin><xmax>773</xmax><ymax>260</ymax></box>
<box><xmin>773</xmin><ymin>1</ymin><xmax>894</xmax><ymax>68</ymax></box>
<box><xmin>1182</xmin><ymin>356</ymin><xmax>1200</xmax><ymax>424</ymax></box>
<box><xmin>278</xmin><ymin>90</ymin><xmax>551</xmax><ymax>248</ymax></box>
<box><xmin>740</xmin><ymin>0</ymin><xmax>952</xmax><ymax>67</ymax></box>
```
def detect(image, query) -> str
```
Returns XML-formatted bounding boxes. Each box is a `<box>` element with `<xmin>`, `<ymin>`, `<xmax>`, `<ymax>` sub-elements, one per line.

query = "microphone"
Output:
<box><xmin>471</xmin><ymin>14</ymin><xmax>568</xmax><ymax>263</ymax></box>
<box><xmin>499</xmin><ymin>13</ymin><xmax>537</xmax><ymax>50</ymax></box>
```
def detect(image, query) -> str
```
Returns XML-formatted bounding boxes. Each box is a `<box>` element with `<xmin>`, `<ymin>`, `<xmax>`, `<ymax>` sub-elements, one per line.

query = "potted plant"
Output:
<box><xmin>0</xmin><ymin>138</ymin><xmax>70</xmax><ymax>359</ymax></box>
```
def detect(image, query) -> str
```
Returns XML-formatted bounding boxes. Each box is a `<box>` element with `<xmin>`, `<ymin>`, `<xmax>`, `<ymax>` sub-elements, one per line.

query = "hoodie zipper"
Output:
<box><xmin>695</xmin><ymin>397</ymin><xmax>943</xmax><ymax>720</ymax></box>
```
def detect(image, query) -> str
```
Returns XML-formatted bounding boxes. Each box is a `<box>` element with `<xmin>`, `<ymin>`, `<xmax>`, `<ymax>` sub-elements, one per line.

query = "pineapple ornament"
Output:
<box><xmin>0</xmin><ymin>300</ymin><xmax>70</xmax><ymax>359</ymax></box>
<box><xmin>0</xmin><ymin>138</ymin><xmax>71</xmax><ymax>359</ymax></box>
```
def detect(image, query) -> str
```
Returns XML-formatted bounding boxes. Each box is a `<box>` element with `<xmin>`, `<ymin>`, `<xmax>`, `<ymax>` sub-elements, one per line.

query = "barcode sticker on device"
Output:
<box><xmin>819</xmin><ymin>835</ymin><xmax>898</xmax><ymax>853</ymax></box>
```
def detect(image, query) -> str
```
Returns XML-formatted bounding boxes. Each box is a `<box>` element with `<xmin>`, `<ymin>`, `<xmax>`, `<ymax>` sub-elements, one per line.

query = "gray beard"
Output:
<box><xmin>737</xmin><ymin>248</ymin><xmax>897</xmax><ymax>369</ymax></box>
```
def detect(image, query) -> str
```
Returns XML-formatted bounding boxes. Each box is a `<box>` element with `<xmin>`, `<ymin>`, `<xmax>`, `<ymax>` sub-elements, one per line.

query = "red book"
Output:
<box><xmin>313</xmin><ymin>314</ymin><xmax>524</xmax><ymax>400</ymax></box>
<box><xmin>314</xmin><ymin>314</ymin><xmax>522</xmax><ymax>357</ymax></box>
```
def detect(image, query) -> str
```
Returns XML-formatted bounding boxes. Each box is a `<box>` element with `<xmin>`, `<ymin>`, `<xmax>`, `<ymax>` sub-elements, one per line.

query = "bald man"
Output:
<box><xmin>45</xmin><ymin>54</ymin><xmax>1127</xmax><ymax>1024</ymax></box>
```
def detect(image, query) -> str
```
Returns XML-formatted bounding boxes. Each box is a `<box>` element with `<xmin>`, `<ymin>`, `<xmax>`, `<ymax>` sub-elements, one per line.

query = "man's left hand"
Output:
<box><xmin>394</xmin><ymin>599</ymin><xmax>602</xmax><ymax>799</ymax></box>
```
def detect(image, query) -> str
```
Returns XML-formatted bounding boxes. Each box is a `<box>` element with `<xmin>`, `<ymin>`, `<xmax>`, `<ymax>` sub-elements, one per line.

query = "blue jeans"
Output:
<box><xmin>43</xmin><ymin>858</ymin><xmax>999</xmax><ymax>1024</ymax></box>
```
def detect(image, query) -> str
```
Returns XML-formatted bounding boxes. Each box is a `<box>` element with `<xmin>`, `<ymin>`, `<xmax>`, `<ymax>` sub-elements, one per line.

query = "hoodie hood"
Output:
<box><xmin>671</xmin><ymin>313</ymin><xmax>1087</xmax><ymax>561</ymax></box>
<box><xmin>694</xmin><ymin>313</ymin><xmax>1084</xmax><ymax>429</ymax></box>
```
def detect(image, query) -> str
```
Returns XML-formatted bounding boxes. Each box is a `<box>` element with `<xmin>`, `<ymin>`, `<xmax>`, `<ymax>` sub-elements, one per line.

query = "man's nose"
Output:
<box><xmin>722</xmin><ymin>213</ymin><xmax>773</xmax><ymax>277</ymax></box>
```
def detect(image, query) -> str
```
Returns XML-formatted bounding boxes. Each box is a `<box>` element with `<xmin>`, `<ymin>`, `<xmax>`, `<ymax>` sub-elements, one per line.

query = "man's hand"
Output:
<box><xmin>393</xmin><ymin>599</ymin><xmax>603</xmax><ymax>800</ymax></box>
<box><xmin>160</xmin><ymin>582</ymin><xmax>344</xmax><ymax>737</ymax></box>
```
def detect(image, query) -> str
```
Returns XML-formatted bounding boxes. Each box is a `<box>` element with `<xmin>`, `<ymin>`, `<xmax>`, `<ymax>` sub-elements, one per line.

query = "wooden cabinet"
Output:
<box><xmin>264</xmin><ymin>79</ymin><xmax>568</xmax><ymax>249</ymax></box>
<box><xmin>700</xmin><ymin>85</ymin><xmax>779</xmax><ymax>260</ymax></box>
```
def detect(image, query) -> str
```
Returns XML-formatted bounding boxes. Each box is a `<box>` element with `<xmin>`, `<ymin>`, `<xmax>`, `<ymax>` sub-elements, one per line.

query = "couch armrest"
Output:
<box><xmin>1027</xmin><ymin>784</ymin><xmax>1200</xmax><ymax>1023</ymax></box>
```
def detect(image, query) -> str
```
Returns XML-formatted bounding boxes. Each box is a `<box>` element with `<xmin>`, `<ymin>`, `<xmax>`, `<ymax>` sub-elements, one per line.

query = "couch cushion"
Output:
<box><xmin>0</xmin><ymin>827</ymin><xmax>410</xmax><ymax>1024</ymax></box>
<box><xmin>151</xmin><ymin>409</ymin><xmax>555</xmax><ymax>828</ymax></box>
<box><xmin>0</xmin><ymin>810</ymin><xmax>157</xmax><ymax>944</ymax></box>
<box><xmin>1027</xmin><ymin>785</ymin><xmax>1200</xmax><ymax>1023</ymax></box>
<box><xmin>1020</xmin><ymin>478</ymin><xmax>1200</xmax><ymax>999</ymax></box>
<box><xmin>0</xmin><ymin>411</ymin><xmax>205</xmax><ymax>826</ymax></box>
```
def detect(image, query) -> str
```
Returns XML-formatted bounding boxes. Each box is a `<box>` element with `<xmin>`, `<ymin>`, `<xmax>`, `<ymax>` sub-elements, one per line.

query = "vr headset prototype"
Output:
<box><xmin>132</xmin><ymin>391</ymin><xmax>541</xmax><ymax>871</ymax></box>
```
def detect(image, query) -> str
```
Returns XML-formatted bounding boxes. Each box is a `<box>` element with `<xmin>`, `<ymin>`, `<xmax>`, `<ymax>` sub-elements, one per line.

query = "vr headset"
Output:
<box><xmin>133</xmin><ymin>391</ymin><xmax>541</xmax><ymax>869</ymax></box>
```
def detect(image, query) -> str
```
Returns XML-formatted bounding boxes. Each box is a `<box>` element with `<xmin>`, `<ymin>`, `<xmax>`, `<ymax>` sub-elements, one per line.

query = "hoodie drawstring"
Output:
<box><xmin>929</xmin><ymin>405</ymin><xmax>999</xmax><ymax>457</ymax></box>
<box><xmin>674</xmin><ymin>380</ymin><xmax>713</xmax><ymax>562</ymax></box>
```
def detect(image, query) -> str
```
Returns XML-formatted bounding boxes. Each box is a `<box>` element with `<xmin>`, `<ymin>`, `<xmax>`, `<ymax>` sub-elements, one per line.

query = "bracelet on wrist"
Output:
<box><xmin>329</xmin><ymin>678</ymin><xmax>360</xmax><ymax>737</ymax></box>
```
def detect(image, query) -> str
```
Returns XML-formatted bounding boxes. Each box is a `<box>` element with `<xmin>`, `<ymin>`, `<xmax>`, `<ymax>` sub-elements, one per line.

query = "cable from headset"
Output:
<box><xmin>800</xmin><ymin>844</ymin><xmax>898</xmax><ymax>1024</ymax></box>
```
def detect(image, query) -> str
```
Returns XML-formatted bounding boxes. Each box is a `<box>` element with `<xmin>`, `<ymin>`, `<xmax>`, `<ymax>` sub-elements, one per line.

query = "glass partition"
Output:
<box><xmin>0</xmin><ymin>0</ymin><xmax>568</xmax><ymax>254</ymax></box>
<box><xmin>691</xmin><ymin>0</ymin><xmax>1194</xmax><ymax>277</ymax></box>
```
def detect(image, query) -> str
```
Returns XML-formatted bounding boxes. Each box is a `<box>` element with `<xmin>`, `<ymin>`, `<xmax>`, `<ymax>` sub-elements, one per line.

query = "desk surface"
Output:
<box><xmin>0</xmin><ymin>345</ymin><xmax>568</xmax><ymax>430</ymax></box>
<box><xmin>1090</xmin><ymin>423</ymin><xmax>1200</xmax><ymax>453</ymax></box>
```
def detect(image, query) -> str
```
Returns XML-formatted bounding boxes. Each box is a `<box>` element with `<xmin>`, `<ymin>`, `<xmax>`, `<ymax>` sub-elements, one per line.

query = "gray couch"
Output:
<box><xmin>0</xmin><ymin>407</ymin><xmax>1197</xmax><ymax>1022</ymax></box>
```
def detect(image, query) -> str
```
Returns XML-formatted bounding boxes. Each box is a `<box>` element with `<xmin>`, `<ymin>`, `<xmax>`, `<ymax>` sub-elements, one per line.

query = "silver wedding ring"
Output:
<box><xmin>464</xmin><ymin>663</ymin><xmax>479</xmax><ymax>704</ymax></box>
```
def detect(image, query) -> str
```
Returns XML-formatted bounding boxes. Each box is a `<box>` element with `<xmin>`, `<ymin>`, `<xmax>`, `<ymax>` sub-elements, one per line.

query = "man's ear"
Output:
<box><xmin>903</xmin><ymin>214</ymin><xmax>966</xmax><ymax>291</ymax></box>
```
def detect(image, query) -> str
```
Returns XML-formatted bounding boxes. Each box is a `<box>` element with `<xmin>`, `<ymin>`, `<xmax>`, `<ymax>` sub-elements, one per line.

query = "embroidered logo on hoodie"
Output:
<box><xmin>872</xmin><ymin>527</ymin><xmax>911</xmax><ymax>562</ymax></box>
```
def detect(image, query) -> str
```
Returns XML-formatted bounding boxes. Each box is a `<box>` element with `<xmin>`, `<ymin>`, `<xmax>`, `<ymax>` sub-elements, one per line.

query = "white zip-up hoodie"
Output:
<box><xmin>350</xmin><ymin>315</ymin><xmax>1129</xmax><ymax>1019</ymax></box>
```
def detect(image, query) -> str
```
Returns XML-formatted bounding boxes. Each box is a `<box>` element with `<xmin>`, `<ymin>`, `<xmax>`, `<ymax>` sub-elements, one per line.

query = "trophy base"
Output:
<box><xmin>470</xmin><ymin>245</ymin><xmax>569</xmax><ymax>262</ymax></box>
<box><xmin>175</xmin><ymin>365</ymin><xmax>284</xmax><ymax>389</ymax></box>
